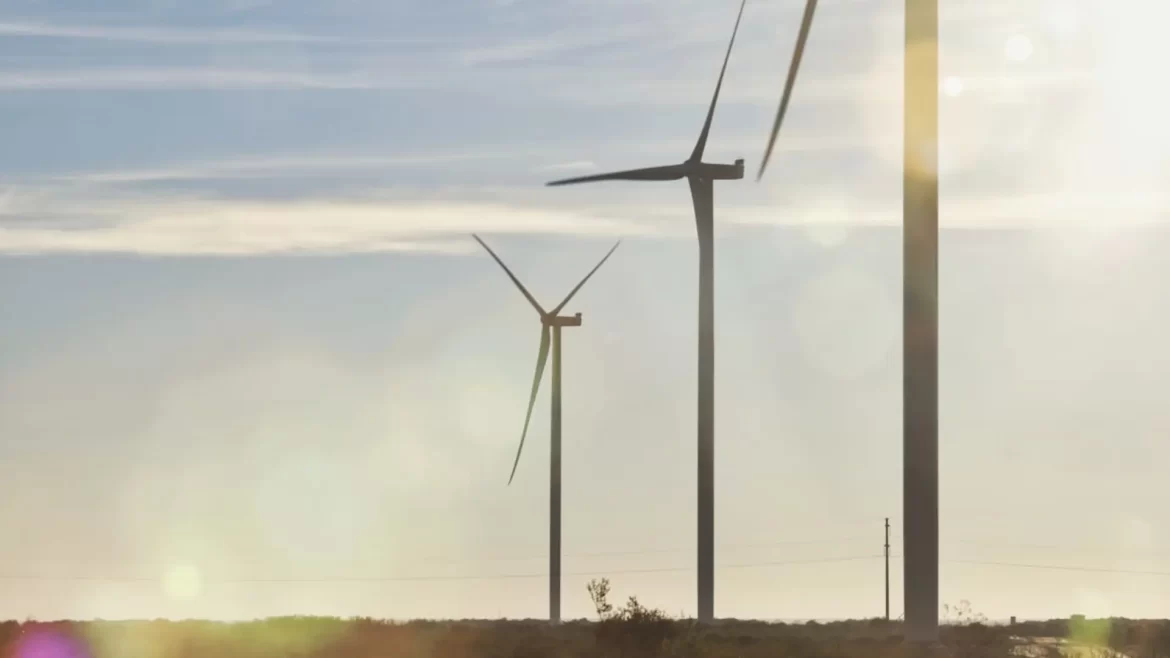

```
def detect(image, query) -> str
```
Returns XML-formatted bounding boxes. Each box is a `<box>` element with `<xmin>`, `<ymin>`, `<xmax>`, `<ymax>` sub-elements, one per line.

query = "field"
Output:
<box><xmin>4</xmin><ymin>613</ymin><xmax>1169</xmax><ymax>658</ymax></box>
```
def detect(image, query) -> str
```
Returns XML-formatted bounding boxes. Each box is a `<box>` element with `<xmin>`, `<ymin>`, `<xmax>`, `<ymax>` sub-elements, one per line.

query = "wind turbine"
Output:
<box><xmin>900</xmin><ymin>0</ymin><xmax>940</xmax><ymax>645</ymax></box>
<box><xmin>473</xmin><ymin>234</ymin><xmax>620</xmax><ymax>625</ymax></box>
<box><xmin>757</xmin><ymin>0</ymin><xmax>940</xmax><ymax>644</ymax></box>
<box><xmin>756</xmin><ymin>0</ymin><xmax>818</xmax><ymax>180</ymax></box>
<box><xmin>546</xmin><ymin>0</ymin><xmax>815</xmax><ymax>623</ymax></box>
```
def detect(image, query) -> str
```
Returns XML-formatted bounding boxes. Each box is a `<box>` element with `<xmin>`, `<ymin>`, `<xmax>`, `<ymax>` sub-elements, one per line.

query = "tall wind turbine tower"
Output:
<box><xmin>474</xmin><ymin>235</ymin><xmax>620</xmax><ymax>624</ymax></box>
<box><xmin>902</xmin><ymin>0</ymin><xmax>939</xmax><ymax>645</ymax></box>
<box><xmin>545</xmin><ymin>0</ymin><xmax>758</xmax><ymax>623</ymax></box>
<box><xmin>756</xmin><ymin>0</ymin><xmax>940</xmax><ymax>643</ymax></box>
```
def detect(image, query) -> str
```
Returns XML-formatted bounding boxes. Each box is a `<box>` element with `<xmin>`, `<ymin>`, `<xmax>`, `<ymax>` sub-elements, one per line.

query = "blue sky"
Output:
<box><xmin>3</xmin><ymin>0</ymin><xmax>1170</xmax><ymax>623</ymax></box>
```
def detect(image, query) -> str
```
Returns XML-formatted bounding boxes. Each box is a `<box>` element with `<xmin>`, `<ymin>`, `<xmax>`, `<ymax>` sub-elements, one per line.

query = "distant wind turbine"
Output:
<box><xmin>473</xmin><ymin>234</ymin><xmax>620</xmax><ymax>625</ymax></box>
<box><xmin>546</xmin><ymin>0</ymin><xmax>814</xmax><ymax>623</ymax></box>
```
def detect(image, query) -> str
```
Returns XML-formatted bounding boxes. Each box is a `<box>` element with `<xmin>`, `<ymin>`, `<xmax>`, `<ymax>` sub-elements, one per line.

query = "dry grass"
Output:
<box><xmin>4</xmin><ymin>590</ymin><xmax>1170</xmax><ymax>658</ymax></box>
<box><xmin>2</xmin><ymin>616</ymin><xmax>1169</xmax><ymax>658</ymax></box>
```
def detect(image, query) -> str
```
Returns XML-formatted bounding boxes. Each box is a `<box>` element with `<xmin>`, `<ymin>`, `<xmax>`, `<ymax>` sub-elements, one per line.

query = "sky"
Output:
<box><xmin>3</xmin><ymin>0</ymin><xmax>1170</xmax><ymax>623</ymax></box>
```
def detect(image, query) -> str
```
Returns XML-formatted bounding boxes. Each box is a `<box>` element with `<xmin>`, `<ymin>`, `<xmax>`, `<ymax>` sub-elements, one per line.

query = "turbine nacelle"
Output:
<box><xmin>692</xmin><ymin>158</ymin><xmax>744</xmax><ymax>181</ymax></box>
<box><xmin>543</xmin><ymin>313</ymin><xmax>583</xmax><ymax>328</ymax></box>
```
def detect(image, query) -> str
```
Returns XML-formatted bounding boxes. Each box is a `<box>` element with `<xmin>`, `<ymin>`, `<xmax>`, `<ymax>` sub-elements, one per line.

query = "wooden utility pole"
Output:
<box><xmin>885</xmin><ymin>517</ymin><xmax>891</xmax><ymax>621</ymax></box>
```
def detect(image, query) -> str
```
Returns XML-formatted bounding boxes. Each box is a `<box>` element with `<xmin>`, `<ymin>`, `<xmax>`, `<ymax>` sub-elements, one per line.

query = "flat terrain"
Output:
<box><xmin>3</xmin><ymin>615</ymin><xmax>1167</xmax><ymax>658</ymax></box>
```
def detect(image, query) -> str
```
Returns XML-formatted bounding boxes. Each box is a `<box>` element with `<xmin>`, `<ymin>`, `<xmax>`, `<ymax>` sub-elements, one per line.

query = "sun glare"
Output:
<box><xmin>1046</xmin><ymin>1</ymin><xmax>1081</xmax><ymax>35</ymax></box>
<box><xmin>799</xmin><ymin>195</ymin><xmax>853</xmax><ymax>248</ymax></box>
<box><xmin>163</xmin><ymin>564</ymin><xmax>203</xmax><ymax>600</ymax></box>
<box><xmin>942</xmin><ymin>75</ymin><xmax>965</xmax><ymax>98</ymax></box>
<box><xmin>1004</xmin><ymin>34</ymin><xmax>1035</xmax><ymax>62</ymax></box>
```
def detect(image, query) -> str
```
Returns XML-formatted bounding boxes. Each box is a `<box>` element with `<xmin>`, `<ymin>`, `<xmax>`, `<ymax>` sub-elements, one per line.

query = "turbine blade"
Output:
<box><xmin>550</xmin><ymin>240</ymin><xmax>621</xmax><ymax>316</ymax></box>
<box><xmin>688</xmin><ymin>176</ymin><xmax>705</xmax><ymax>227</ymax></box>
<box><xmin>508</xmin><ymin>325</ymin><xmax>551</xmax><ymax>485</ymax></box>
<box><xmin>473</xmin><ymin>234</ymin><xmax>546</xmax><ymax>316</ymax></box>
<box><xmin>690</xmin><ymin>0</ymin><xmax>747</xmax><ymax>163</ymax></box>
<box><xmin>757</xmin><ymin>0</ymin><xmax>818</xmax><ymax>180</ymax></box>
<box><xmin>546</xmin><ymin>164</ymin><xmax>686</xmax><ymax>186</ymax></box>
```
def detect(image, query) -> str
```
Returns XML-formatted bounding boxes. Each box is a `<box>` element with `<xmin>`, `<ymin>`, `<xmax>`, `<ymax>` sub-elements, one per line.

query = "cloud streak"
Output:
<box><xmin>45</xmin><ymin>153</ymin><xmax>525</xmax><ymax>184</ymax></box>
<box><xmin>0</xmin><ymin>189</ymin><xmax>669</xmax><ymax>256</ymax></box>
<box><xmin>0</xmin><ymin>21</ymin><xmax>330</xmax><ymax>44</ymax></box>
<box><xmin>0</xmin><ymin>67</ymin><xmax>436</xmax><ymax>91</ymax></box>
<box><xmin>454</xmin><ymin>23</ymin><xmax>652</xmax><ymax>66</ymax></box>
<box><xmin>0</xmin><ymin>63</ymin><xmax>1097</xmax><ymax>117</ymax></box>
<box><xmin>2</xmin><ymin>180</ymin><xmax>1168</xmax><ymax>256</ymax></box>
<box><xmin>0</xmin><ymin>20</ymin><xmax>424</xmax><ymax>45</ymax></box>
<box><xmin>536</xmin><ymin>161</ymin><xmax>596</xmax><ymax>173</ymax></box>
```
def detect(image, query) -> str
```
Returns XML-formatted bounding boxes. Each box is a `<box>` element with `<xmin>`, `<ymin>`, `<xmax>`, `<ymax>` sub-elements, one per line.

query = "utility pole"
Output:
<box><xmin>885</xmin><ymin>517</ymin><xmax>891</xmax><ymax>621</ymax></box>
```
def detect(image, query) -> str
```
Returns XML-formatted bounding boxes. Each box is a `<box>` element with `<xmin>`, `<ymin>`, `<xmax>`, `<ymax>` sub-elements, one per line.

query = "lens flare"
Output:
<box><xmin>942</xmin><ymin>76</ymin><xmax>965</xmax><ymax>98</ymax></box>
<box><xmin>798</xmin><ymin>195</ymin><xmax>852</xmax><ymax>248</ymax></box>
<box><xmin>1047</xmin><ymin>1</ymin><xmax>1081</xmax><ymax>35</ymax></box>
<box><xmin>791</xmin><ymin>267</ymin><xmax>897</xmax><ymax>381</ymax></box>
<box><xmin>1004</xmin><ymin>34</ymin><xmax>1034</xmax><ymax>62</ymax></box>
<box><xmin>11</xmin><ymin>628</ymin><xmax>91</xmax><ymax>658</ymax></box>
<box><xmin>163</xmin><ymin>564</ymin><xmax>203</xmax><ymax>600</ymax></box>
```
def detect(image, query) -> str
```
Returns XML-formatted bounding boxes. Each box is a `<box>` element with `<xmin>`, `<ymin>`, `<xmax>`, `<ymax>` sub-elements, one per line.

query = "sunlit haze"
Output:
<box><xmin>2</xmin><ymin>0</ymin><xmax>1170</xmax><ymax>623</ymax></box>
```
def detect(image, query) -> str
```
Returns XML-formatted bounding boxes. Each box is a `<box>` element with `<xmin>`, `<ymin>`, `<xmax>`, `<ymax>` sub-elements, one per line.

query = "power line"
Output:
<box><xmin>15</xmin><ymin>528</ymin><xmax>1170</xmax><ymax>587</ymax></box>
<box><xmin>0</xmin><ymin>535</ymin><xmax>877</xmax><ymax>577</ymax></box>
<box><xmin>0</xmin><ymin>555</ymin><xmax>885</xmax><ymax>585</ymax></box>
<box><xmin>891</xmin><ymin>537</ymin><xmax>1170</xmax><ymax>563</ymax></box>
<box><xmin>944</xmin><ymin>559</ymin><xmax>1170</xmax><ymax>578</ymax></box>
<box><xmin>886</xmin><ymin>555</ymin><xmax>1170</xmax><ymax>577</ymax></box>
<box><xmin>23</xmin><ymin>555</ymin><xmax>1166</xmax><ymax>585</ymax></box>
<box><xmin>569</xmin><ymin>535</ymin><xmax>875</xmax><ymax>559</ymax></box>
<box><xmin>719</xmin><ymin>555</ymin><xmax>883</xmax><ymax>571</ymax></box>
<box><xmin>945</xmin><ymin>538</ymin><xmax>1170</xmax><ymax>560</ymax></box>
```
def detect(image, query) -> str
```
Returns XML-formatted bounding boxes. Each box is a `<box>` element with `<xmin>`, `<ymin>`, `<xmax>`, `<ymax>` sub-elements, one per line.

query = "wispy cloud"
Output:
<box><xmin>3</xmin><ymin>178</ymin><xmax>1169</xmax><ymax>256</ymax></box>
<box><xmin>0</xmin><ymin>21</ymin><xmax>347</xmax><ymax>44</ymax></box>
<box><xmin>24</xmin><ymin>133</ymin><xmax>875</xmax><ymax>189</ymax></box>
<box><xmin>46</xmin><ymin>153</ymin><xmax>525</xmax><ymax>184</ymax></box>
<box><xmin>725</xmin><ymin>192</ymin><xmax>1170</xmax><ymax>230</ymax></box>
<box><xmin>0</xmin><ymin>67</ymin><xmax>435</xmax><ymax>91</ymax></box>
<box><xmin>454</xmin><ymin>24</ymin><xmax>650</xmax><ymax>66</ymax></box>
<box><xmin>537</xmin><ymin>161</ymin><xmax>596</xmax><ymax>173</ymax></box>
<box><xmin>0</xmin><ymin>188</ymin><xmax>666</xmax><ymax>256</ymax></box>
<box><xmin>0</xmin><ymin>61</ymin><xmax>1096</xmax><ymax>98</ymax></box>
<box><xmin>0</xmin><ymin>0</ymin><xmax>1154</xmax><ymax>259</ymax></box>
